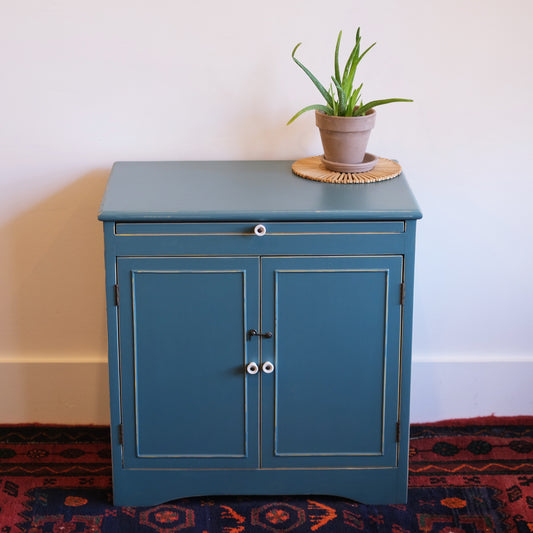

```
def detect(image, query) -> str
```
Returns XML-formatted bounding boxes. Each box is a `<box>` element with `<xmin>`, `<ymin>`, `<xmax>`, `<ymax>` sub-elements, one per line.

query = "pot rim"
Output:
<box><xmin>315</xmin><ymin>108</ymin><xmax>376</xmax><ymax>133</ymax></box>
<box><xmin>315</xmin><ymin>108</ymin><xmax>376</xmax><ymax>119</ymax></box>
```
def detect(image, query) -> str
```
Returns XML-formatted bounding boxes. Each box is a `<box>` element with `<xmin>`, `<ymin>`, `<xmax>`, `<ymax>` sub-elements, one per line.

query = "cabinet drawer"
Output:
<box><xmin>115</xmin><ymin>221</ymin><xmax>405</xmax><ymax>236</ymax></box>
<box><xmin>109</xmin><ymin>221</ymin><xmax>408</xmax><ymax>256</ymax></box>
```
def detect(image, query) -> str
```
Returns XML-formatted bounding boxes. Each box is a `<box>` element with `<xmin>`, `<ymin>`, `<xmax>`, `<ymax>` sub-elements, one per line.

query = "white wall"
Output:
<box><xmin>1</xmin><ymin>0</ymin><xmax>532</xmax><ymax>423</ymax></box>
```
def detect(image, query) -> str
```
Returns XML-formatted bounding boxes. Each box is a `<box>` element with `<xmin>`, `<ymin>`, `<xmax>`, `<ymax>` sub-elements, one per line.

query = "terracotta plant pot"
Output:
<box><xmin>315</xmin><ymin>109</ymin><xmax>377</xmax><ymax>172</ymax></box>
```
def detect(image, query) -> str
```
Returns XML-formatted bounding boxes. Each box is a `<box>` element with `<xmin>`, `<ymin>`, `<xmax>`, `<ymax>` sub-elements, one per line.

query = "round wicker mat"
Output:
<box><xmin>292</xmin><ymin>156</ymin><xmax>402</xmax><ymax>184</ymax></box>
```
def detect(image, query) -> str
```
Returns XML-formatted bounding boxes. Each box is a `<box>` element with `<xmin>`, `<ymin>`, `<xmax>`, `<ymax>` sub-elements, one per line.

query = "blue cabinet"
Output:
<box><xmin>99</xmin><ymin>161</ymin><xmax>421</xmax><ymax>506</ymax></box>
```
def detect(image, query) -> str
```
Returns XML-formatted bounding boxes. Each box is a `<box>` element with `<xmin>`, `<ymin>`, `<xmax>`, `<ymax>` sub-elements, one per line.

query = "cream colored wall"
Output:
<box><xmin>1</xmin><ymin>0</ymin><xmax>532</xmax><ymax>423</ymax></box>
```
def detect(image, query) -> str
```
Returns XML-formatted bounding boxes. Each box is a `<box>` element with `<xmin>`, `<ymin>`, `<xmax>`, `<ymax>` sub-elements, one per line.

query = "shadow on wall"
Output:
<box><xmin>1</xmin><ymin>170</ymin><xmax>110</xmax><ymax>357</ymax></box>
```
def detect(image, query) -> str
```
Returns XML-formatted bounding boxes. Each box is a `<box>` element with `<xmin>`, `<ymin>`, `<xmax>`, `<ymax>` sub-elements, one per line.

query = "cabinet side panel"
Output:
<box><xmin>102</xmin><ymin>222</ymin><xmax>122</xmax><ymax>471</ymax></box>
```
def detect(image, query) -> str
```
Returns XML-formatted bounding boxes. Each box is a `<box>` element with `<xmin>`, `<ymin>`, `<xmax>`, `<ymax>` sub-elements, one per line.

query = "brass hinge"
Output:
<box><xmin>118</xmin><ymin>424</ymin><xmax>124</xmax><ymax>446</ymax></box>
<box><xmin>114</xmin><ymin>284</ymin><xmax>120</xmax><ymax>306</ymax></box>
<box><xmin>400</xmin><ymin>282</ymin><xmax>405</xmax><ymax>306</ymax></box>
<box><xmin>396</xmin><ymin>421</ymin><xmax>401</xmax><ymax>442</ymax></box>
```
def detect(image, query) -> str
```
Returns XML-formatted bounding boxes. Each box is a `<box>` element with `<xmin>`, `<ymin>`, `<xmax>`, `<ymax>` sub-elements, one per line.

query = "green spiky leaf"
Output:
<box><xmin>334</xmin><ymin>31</ymin><xmax>342</xmax><ymax>83</ymax></box>
<box><xmin>341</xmin><ymin>28</ymin><xmax>361</xmax><ymax>87</ymax></box>
<box><xmin>291</xmin><ymin>43</ymin><xmax>333</xmax><ymax>108</ymax></box>
<box><xmin>347</xmin><ymin>82</ymin><xmax>363</xmax><ymax>114</ymax></box>
<box><xmin>353</xmin><ymin>98</ymin><xmax>413</xmax><ymax>116</ymax></box>
<box><xmin>331</xmin><ymin>77</ymin><xmax>347</xmax><ymax>116</ymax></box>
<box><xmin>287</xmin><ymin>104</ymin><xmax>332</xmax><ymax>125</ymax></box>
<box><xmin>344</xmin><ymin>41</ymin><xmax>375</xmax><ymax>96</ymax></box>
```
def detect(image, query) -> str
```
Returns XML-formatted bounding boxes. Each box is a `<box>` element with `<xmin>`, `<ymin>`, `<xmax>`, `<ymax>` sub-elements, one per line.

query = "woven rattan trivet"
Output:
<box><xmin>292</xmin><ymin>155</ymin><xmax>402</xmax><ymax>184</ymax></box>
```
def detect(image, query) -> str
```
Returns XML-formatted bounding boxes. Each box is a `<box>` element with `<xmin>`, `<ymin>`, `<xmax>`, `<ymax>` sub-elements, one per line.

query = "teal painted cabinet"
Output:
<box><xmin>99</xmin><ymin>161</ymin><xmax>422</xmax><ymax>506</ymax></box>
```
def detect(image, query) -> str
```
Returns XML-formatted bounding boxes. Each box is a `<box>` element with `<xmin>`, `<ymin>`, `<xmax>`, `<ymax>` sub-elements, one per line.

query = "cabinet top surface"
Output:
<box><xmin>98</xmin><ymin>161</ymin><xmax>422</xmax><ymax>222</ymax></box>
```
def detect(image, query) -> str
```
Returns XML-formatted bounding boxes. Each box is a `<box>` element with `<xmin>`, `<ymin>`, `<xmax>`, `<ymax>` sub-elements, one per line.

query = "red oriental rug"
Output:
<box><xmin>0</xmin><ymin>416</ymin><xmax>532</xmax><ymax>532</ymax></box>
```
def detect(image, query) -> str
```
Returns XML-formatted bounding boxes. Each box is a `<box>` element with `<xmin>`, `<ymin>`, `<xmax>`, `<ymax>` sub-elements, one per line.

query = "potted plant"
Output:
<box><xmin>288</xmin><ymin>28</ymin><xmax>412</xmax><ymax>172</ymax></box>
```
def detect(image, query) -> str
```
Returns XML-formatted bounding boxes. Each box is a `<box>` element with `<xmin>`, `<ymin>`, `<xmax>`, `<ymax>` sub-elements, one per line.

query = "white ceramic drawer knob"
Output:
<box><xmin>246</xmin><ymin>362</ymin><xmax>259</xmax><ymax>375</ymax></box>
<box><xmin>262</xmin><ymin>361</ymin><xmax>275</xmax><ymax>374</ymax></box>
<box><xmin>254</xmin><ymin>224</ymin><xmax>267</xmax><ymax>236</ymax></box>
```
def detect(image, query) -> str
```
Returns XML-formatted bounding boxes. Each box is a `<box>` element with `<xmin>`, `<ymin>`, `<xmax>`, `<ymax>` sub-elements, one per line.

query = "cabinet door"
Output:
<box><xmin>117</xmin><ymin>257</ymin><xmax>259</xmax><ymax>469</ymax></box>
<box><xmin>260</xmin><ymin>256</ymin><xmax>403</xmax><ymax>468</ymax></box>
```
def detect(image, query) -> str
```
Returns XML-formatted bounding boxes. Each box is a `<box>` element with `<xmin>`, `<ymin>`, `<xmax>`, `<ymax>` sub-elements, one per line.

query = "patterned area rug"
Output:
<box><xmin>0</xmin><ymin>417</ymin><xmax>532</xmax><ymax>532</ymax></box>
